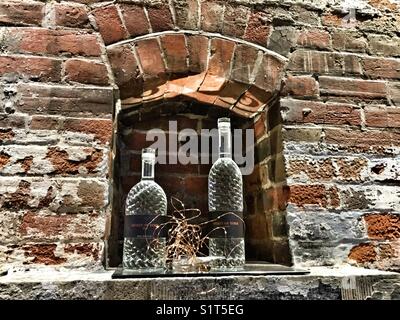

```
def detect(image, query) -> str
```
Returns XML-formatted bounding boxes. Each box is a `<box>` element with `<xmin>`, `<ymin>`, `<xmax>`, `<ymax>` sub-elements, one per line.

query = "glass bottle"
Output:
<box><xmin>208</xmin><ymin>118</ymin><xmax>245</xmax><ymax>270</ymax></box>
<box><xmin>122</xmin><ymin>148</ymin><xmax>167</xmax><ymax>271</ymax></box>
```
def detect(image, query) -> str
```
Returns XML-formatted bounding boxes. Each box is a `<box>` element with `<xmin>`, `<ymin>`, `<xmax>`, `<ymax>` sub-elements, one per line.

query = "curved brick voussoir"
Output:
<box><xmin>107</xmin><ymin>32</ymin><xmax>287</xmax><ymax>118</ymax></box>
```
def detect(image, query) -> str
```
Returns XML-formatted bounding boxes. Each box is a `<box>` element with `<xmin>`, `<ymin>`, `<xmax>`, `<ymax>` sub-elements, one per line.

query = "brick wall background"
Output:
<box><xmin>0</xmin><ymin>0</ymin><xmax>399</xmax><ymax>272</ymax></box>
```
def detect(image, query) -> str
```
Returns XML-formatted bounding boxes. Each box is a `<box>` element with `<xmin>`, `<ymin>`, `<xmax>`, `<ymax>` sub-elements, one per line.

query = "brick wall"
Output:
<box><xmin>0</xmin><ymin>0</ymin><xmax>399</xmax><ymax>272</ymax></box>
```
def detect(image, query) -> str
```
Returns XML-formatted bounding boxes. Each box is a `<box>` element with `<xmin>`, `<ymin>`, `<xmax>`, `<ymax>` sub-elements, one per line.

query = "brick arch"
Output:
<box><xmin>106</xmin><ymin>32</ymin><xmax>287</xmax><ymax>118</ymax></box>
<box><xmin>92</xmin><ymin>1</ymin><xmax>273</xmax><ymax>50</ymax></box>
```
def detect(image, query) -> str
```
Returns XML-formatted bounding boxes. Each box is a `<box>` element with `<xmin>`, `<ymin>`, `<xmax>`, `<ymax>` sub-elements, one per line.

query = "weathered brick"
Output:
<box><xmin>363</xmin><ymin>57</ymin><xmax>400</xmax><ymax>80</ymax></box>
<box><xmin>325</xmin><ymin>128</ymin><xmax>400</xmax><ymax>150</ymax></box>
<box><xmin>244</xmin><ymin>11</ymin><xmax>271</xmax><ymax>47</ymax></box>
<box><xmin>319</xmin><ymin>76</ymin><xmax>387</xmax><ymax>99</ymax></box>
<box><xmin>160</xmin><ymin>34</ymin><xmax>188</xmax><ymax>74</ymax></box>
<box><xmin>119</xmin><ymin>4</ymin><xmax>149</xmax><ymax>38</ymax></box>
<box><xmin>92</xmin><ymin>5</ymin><xmax>127</xmax><ymax>45</ymax></box>
<box><xmin>281</xmin><ymin>99</ymin><xmax>361</xmax><ymax>126</ymax></box>
<box><xmin>282</xmin><ymin>75</ymin><xmax>318</xmax><ymax>98</ymax></box>
<box><xmin>135</xmin><ymin>38</ymin><xmax>165</xmax><ymax>76</ymax></box>
<box><xmin>173</xmin><ymin>0</ymin><xmax>200</xmax><ymax>30</ymax></box>
<box><xmin>4</xmin><ymin>28</ymin><xmax>102</xmax><ymax>57</ymax></box>
<box><xmin>332</xmin><ymin>31</ymin><xmax>368</xmax><ymax>53</ymax></box>
<box><xmin>107</xmin><ymin>44</ymin><xmax>142</xmax><ymax>98</ymax></box>
<box><xmin>54</xmin><ymin>3</ymin><xmax>89</xmax><ymax>28</ymax></box>
<box><xmin>231</xmin><ymin>44</ymin><xmax>260</xmax><ymax>84</ymax></box>
<box><xmin>288</xmin><ymin>50</ymin><xmax>361</xmax><ymax>75</ymax></box>
<box><xmin>267</xmin><ymin>27</ymin><xmax>298</xmax><ymax>57</ymax></box>
<box><xmin>364</xmin><ymin>214</ymin><xmax>400</xmax><ymax>240</ymax></box>
<box><xmin>200</xmin><ymin>0</ymin><xmax>224</xmax><ymax>33</ymax></box>
<box><xmin>18</xmin><ymin>211</ymin><xmax>105</xmax><ymax>242</ymax></box>
<box><xmin>147</xmin><ymin>4</ymin><xmax>174</xmax><ymax>32</ymax></box>
<box><xmin>368</xmin><ymin>35</ymin><xmax>400</xmax><ymax>57</ymax></box>
<box><xmin>254</xmin><ymin>54</ymin><xmax>285</xmax><ymax>93</ymax></box>
<box><xmin>16</xmin><ymin>84</ymin><xmax>113</xmax><ymax>117</ymax></box>
<box><xmin>64</xmin><ymin>59</ymin><xmax>109</xmax><ymax>86</ymax></box>
<box><xmin>365</xmin><ymin>106</ymin><xmax>400</xmax><ymax>128</ymax></box>
<box><xmin>0</xmin><ymin>55</ymin><xmax>61</xmax><ymax>82</ymax></box>
<box><xmin>0</xmin><ymin>1</ymin><xmax>44</xmax><ymax>26</ymax></box>
<box><xmin>282</xmin><ymin>127</ymin><xmax>322</xmax><ymax>143</ymax></box>
<box><xmin>389</xmin><ymin>82</ymin><xmax>400</xmax><ymax>106</ymax></box>
<box><xmin>297</xmin><ymin>29</ymin><xmax>331</xmax><ymax>50</ymax></box>
<box><xmin>30</xmin><ymin>115</ymin><xmax>60</xmax><ymax>130</ymax></box>
<box><xmin>222</xmin><ymin>4</ymin><xmax>250</xmax><ymax>38</ymax></box>
<box><xmin>63</xmin><ymin>118</ymin><xmax>112</xmax><ymax>144</ymax></box>
<box><xmin>206</xmin><ymin>38</ymin><xmax>235</xmax><ymax>78</ymax></box>
<box><xmin>186</xmin><ymin>35</ymin><xmax>209</xmax><ymax>73</ymax></box>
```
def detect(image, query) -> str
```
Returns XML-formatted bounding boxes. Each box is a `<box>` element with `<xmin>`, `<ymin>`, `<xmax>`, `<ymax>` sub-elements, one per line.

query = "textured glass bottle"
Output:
<box><xmin>122</xmin><ymin>148</ymin><xmax>167</xmax><ymax>271</ymax></box>
<box><xmin>208</xmin><ymin>118</ymin><xmax>245</xmax><ymax>270</ymax></box>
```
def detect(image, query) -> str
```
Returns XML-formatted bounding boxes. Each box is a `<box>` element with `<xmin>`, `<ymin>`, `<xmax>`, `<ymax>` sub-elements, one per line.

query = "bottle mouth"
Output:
<box><xmin>218</xmin><ymin>117</ymin><xmax>231</xmax><ymax>129</ymax></box>
<box><xmin>142</xmin><ymin>148</ymin><xmax>156</xmax><ymax>161</ymax></box>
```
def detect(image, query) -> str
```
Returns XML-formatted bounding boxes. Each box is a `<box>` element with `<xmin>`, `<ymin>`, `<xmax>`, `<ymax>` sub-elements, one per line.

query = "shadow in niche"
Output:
<box><xmin>106</xmin><ymin>98</ymin><xmax>292</xmax><ymax>268</ymax></box>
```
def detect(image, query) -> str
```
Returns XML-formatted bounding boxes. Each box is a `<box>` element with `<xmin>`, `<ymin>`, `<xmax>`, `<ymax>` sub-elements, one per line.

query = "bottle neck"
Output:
<box><xmin>141</xmin><ymin>159</ymin><xmax>155</xmax><ymax>180</ymax></box>
<box><xmin>219</xmin><ymin>127</ymin><xmax>232</xmax><ymax>158</ymax></box>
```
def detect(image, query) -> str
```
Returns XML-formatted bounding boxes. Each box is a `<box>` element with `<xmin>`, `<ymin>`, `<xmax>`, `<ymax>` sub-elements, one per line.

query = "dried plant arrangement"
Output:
<box><xmin>146</xmin><ymin>197</ymin><xmax>245</xmax><ymax>273</ymax></box>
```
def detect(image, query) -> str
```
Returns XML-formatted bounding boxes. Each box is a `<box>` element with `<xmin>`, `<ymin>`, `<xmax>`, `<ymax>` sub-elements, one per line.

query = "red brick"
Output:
<box><xmin>187</xmin><ymin>35</ymin><xmax>209</xmax><ymax>73</ymax></box>
<box><xmin>46</xmin><ymin>147</ymin><xmax>103</xmax><ymax>175</ymax></box>
<box><xmin>254</xmin><ymin>54</ymin><xmax>285</xmax><ymax>93</ymax></box>
<box><xmin>0</xmin><ymin>55</ymin><xmax>61</xmax><ymax>82</ymax></box>
<box><xmin>214</xmin><ymin>81</ymin><xmax>249</xmax><ymax>108</ymax></box>
<box><xmin>200</xmin><ymin>0</ymin><xmax>224</xmax><ymax>33</ymax></box>
<box><xmin>297</xmin><ymin>29</ymin><xmax>331</xmax><ymax>50</ymax></box>
<box><xmin>288</xmin><ymin>184</ymin><xmax>339</xmax><ymax>208</ymax></box>
<box><xmin>364</xmin><ymin>214</ymin><xmax>400</xmax><ymax>240</ymax></box>
<box><xmin>222</xmin><ymin>4</ymin><xmax>250</xmax><ymax>38</ymax></box>
<box><xmin>16</xmin><ymin>83</ymin><xmax>113</xmax><ymax>117</ymax></box>
<box><xmin>135</xmin><ymin>38</ymin><xmax>165</xmax><ymax>76</ymax></box>
<box><xmin>332</xmin><ymin>31</ymin><xmax>367</xmax><ymax>53</ymax></box>
<box><xmin>23</xmin><ymin>244</ymin><xmax>67</xmax><ymax>265</ymax></box>
<box><xmin>92</xmin><ymin>5</ymin><xmax>127</xmax><ymax>45</ymax></box>
<box><xmin>63</xmin><ymin>118</ymin><xmax>112</xmax><ymax>144</ymax></box>
<box><xmin>119</xmin><ymin>4</ymin><xmax>149</xmax><ymax>38</ymax></box>
<box><xmin>0</xmin><ymin>1</ymin><xmax>44</xmax><ymax>26</ymax></box>
<box><xmin>64</xmin><ymin>59</ymin><xmax>109</xmax><ymax>86</ymax></box>
<box><xmin>160</xmin><ymin>34</ymin><xmax>188</xmax><ymax>74</ymax></box>
<box><xmin>54</xmin><ymin>3</ymin><xmax>89</xmax><ymax>28</ymax></box>
<box><xmin>365</xmin><ymin>106</ymin><xmax>400</xmax><ymax>128</ymax></box>
<box><xmin>30</xmin><ymin>115</ymin><xmax>60</xmax><ymax>130</ymax></box>
<box><xmin>282</xmin><ymin>99</ymin><xmax>361</xmax><ymax>125</ymax></box>
<box><xmin>147</xmin><ymin>5</ymin><xmax>174</xmax><ymax>32</ymax></box>
<box><xmin>254</xmin><ymin>113</ymin><xmax>267</xmax><ymax>139</ymax></box>
<box><xmin>235</xmin><ymin>86</ymin><xmax>270</xmax><ymax>114</ymax></box>
<box><xmin>243</xmin><ymin>11</ymin><xmax>271</xmax><ymax>46</ymax></box>
<box><xmin>363</xmin><ymin>57</ymin><xmax>400</xmax><ymax>80</ymax></box>
<box><xmin>6</xmin><ymin>29</ymin><xmax>102</xmax><ymax>57</ymax></box>
<box><xmin>319</xmin><ymin>76</ymin><xmax>387</xmax><ymax>99</ymax></box>
<box><xmin>231</xmin><ymin>44</ymin><xmax>260</xmax><ymax>84</ymax></box>
<box><xmin>282</xmin><ymin>75</ymin><xmax>318</xmax><ymax>97</ymax></box>
<box><xmin>173</xmin><ymin>0</ymin><xmax>199</xmax><ymax>30</ymax></box>
<box><xmin>207</xmin><ymin>38</ymin><xmax>235</xmax><ymax>78</ymax></box>
<box><xmin>348</xmin><ymin>243</ymin><xmax>377</xmax><ymax>264</ymax></box>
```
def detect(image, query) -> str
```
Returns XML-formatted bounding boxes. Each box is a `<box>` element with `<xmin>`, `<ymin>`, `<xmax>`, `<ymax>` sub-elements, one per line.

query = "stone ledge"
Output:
<box><xmin>0</xmin><ymin>266</ymin><xmax>399</xmax><ymax>300</ymax></box>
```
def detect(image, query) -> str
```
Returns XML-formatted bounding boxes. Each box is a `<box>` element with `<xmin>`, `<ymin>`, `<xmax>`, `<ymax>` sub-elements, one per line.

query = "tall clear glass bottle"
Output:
<box><xmin>122</xmin><ymin>148</ymin><xmax>167</xmax><ymax>271</ymax></box>
<box><xmin>208</xmin><ymin>118</ymin><xmax>245</xmax><ymax>270</ymax></box>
